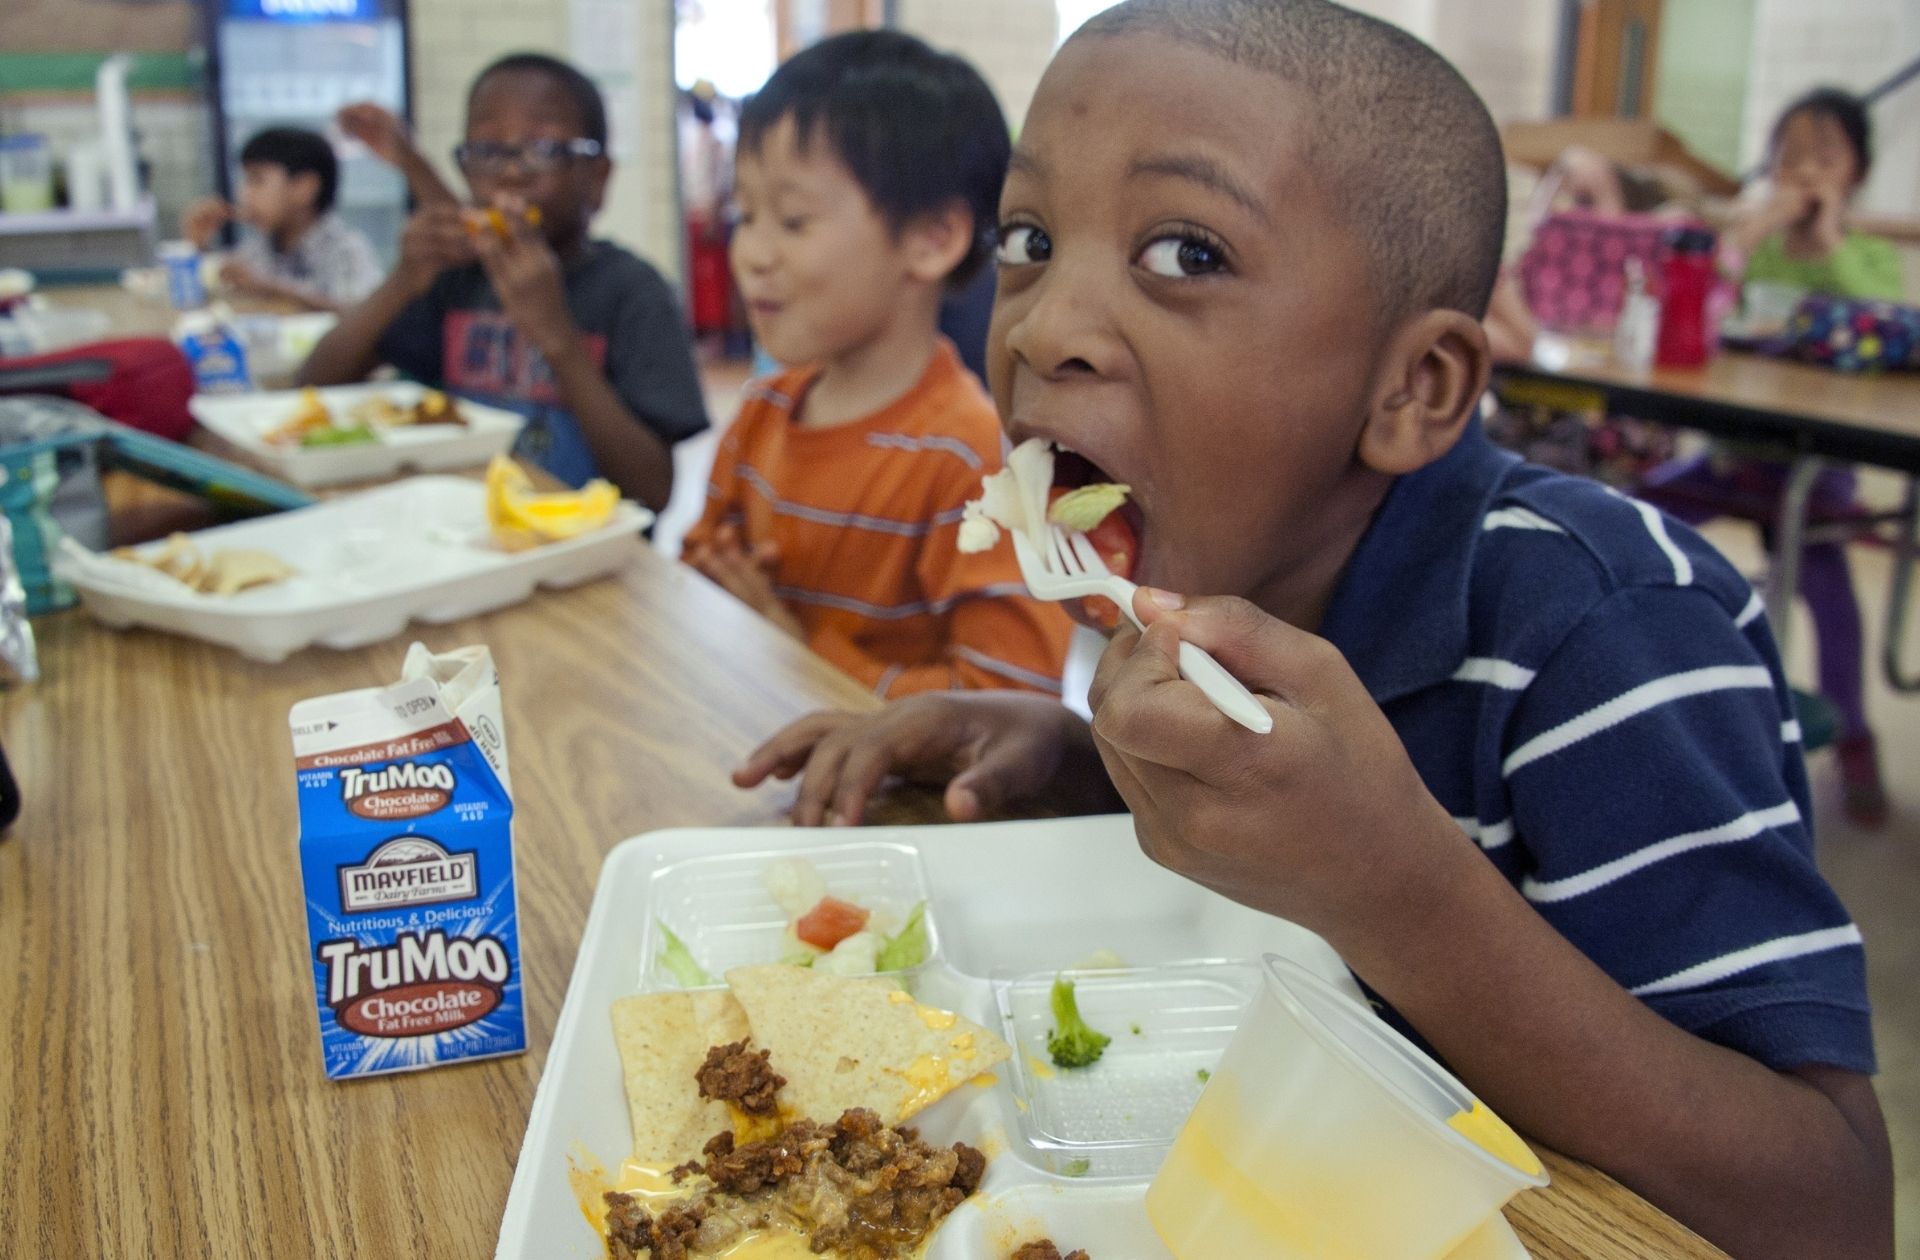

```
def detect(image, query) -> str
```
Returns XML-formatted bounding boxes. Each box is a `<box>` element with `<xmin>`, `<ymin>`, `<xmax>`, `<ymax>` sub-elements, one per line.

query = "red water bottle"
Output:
<box><xmin>1655</xmin><ymin>225</ymin><xmax>1717</xmax><ymax>367</ymax></box>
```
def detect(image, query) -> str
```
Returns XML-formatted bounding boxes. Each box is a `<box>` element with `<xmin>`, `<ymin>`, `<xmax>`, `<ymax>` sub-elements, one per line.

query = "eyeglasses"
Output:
<box><xmin>452</xmin><ymin>138</ymin><xmax>604</xmax><ymax>176</ymax></box>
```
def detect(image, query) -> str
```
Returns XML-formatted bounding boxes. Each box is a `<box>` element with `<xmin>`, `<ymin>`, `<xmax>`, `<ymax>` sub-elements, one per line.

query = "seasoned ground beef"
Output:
<box><xmin>1009</xmin><ymin>1243</ymin><xmax>1090</xmax><ymax>1260</ymax></box>
<box><xmin>695</xmin><ymin>1040</ymin><xmax>785</xmax><ymax>1116</ymax></box>
<box><xmin>604</xmin><ymin>1109</ymin><xmax>986</xmax><ymax>1260</ymax></box>
<box><xmin>602</xmin><ymin>1197</ymin><xmax>707</xmax><ymax>1260</ymax></box>
<box><xmin>699</xmin><ymin>1121</ymin><xmax>826</xmax><ymax>1196</ymax></box>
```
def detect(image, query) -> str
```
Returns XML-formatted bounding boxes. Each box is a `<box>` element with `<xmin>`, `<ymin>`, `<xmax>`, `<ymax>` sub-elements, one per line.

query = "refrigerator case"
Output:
<box><xmin>207</xmin><ymin>0</ymin><xmax>413</xmax><ymax>266</ymax></box>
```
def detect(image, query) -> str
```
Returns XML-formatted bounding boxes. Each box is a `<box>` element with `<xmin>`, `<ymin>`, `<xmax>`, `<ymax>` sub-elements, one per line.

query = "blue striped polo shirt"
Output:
<box><xmin>1320</xmin><ymin>418</ymin><xmax>1873</xmax><ymax>1074</ymax></box>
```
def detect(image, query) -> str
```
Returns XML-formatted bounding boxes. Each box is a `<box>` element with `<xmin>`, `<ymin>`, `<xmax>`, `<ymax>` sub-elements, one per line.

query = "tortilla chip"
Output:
<box><xmin>609</xmin><ymin>989</ymin><xmax>751</xmax><ymax>1162</ymax></box>
<box><xmin>724</xmin><ymin>964</ymin><xmax>1010</xmax><ymax>1127</ymax></box>
<box><xmin>205</xmin><ymin>549</ymin><xmax>296</xmax><ymax>596</ymax></box>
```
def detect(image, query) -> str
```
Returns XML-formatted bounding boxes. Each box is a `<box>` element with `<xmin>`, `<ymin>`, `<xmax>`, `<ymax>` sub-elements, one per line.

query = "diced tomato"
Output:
<box><xmin>794</xmin><ymin>897</ymin><xmax>871</xmax><ymax>950</ymax></box>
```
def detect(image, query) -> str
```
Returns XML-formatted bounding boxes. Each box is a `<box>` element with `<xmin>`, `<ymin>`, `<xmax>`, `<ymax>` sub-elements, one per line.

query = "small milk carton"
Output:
<box><xmin>290</xmin><ymin>643</ymin><xmax>525</xmax><ymax>1080</ymax></box>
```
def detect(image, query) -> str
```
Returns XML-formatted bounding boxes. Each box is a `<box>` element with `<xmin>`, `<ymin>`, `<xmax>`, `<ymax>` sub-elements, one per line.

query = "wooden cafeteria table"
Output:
<box><xmin>1495</xmin><ymin>348</ymin><xmax>1920</xmax><ymax>689</ymax></box>
<box><xmin>0</xmin><ymin>523</ymin><xmax>1725</xmax><ymax>1258</ymax></box>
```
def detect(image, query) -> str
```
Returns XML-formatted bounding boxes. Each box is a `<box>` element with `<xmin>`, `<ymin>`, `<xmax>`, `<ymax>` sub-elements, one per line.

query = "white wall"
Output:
<box><xmin>892</xmin><ymin>0</ymin><xmax>1059</xmax><ymax>130</ymax></box>
<box><xmin>1741</xmin><ymin>0</ymin><xmax>1920</xmax><ymax>216</ymax></box>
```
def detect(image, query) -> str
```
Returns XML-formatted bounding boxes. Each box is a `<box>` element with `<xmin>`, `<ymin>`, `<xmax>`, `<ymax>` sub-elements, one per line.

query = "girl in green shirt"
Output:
<box><xmin>1643</xmin><ymin>87</ymin><xmax>1903</xmax><ymax>827</ymax></box>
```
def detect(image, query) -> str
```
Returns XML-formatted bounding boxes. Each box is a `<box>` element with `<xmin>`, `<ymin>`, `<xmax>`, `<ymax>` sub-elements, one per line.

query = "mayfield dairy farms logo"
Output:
<box><xmin>318</xmin><ymin>930</ymin><xmax>509</xmax><ymax>1038</ymax></box>
<box><xmin>340</xmin><ymin>760</ymin><xmax>455</xmax><ymax>821</ymax></box>
<box><xmin>337</xmin><ymin>836</ymin><xmax>478</xmax><ymax>912</ymax></box>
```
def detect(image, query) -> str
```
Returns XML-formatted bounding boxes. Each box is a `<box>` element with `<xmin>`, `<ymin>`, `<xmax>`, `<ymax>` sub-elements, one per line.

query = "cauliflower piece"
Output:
<box><xmin>957</xmin><ymin>438</ymin><xmax>1056</xmax><ymax>554</ymax></box>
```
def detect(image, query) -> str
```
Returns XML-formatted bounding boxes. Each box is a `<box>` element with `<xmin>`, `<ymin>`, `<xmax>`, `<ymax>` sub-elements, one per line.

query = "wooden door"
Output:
<box><xmin>1571</xmin><ymin>0</ymin><xmax>1666</xmax><ymax>118</ymax></box>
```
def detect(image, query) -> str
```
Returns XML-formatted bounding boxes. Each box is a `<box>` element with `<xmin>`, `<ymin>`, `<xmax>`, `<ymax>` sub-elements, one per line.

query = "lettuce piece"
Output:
<box><xmin>657</xmin><ymin>923</ymin><xmax>715</xmax><ymax>987</ymax></box>
<box><xmin>1047</xmin><ymin>483</ymin><xmax>1130</xmax><ymax>532</ymax></box>
<box><xmin>876</xmin><ymin>901</ymin><xmax>931</xmax><ymax>971</ymax></box>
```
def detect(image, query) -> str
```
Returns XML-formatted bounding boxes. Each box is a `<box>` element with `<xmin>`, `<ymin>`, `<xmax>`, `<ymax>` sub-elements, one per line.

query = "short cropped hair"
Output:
<box><xmin>1078</xmin><ymin>0</ymin><xmax>1507</xmax><ymax>325</ymax></box>
<box><xmin>739</xmin><ymin>30</ymin><xmax>1011</xmax><ymax>287</ymax></box>
<box><xmin>240</xmin><ymin>127</ymin><xmax>339</xmax><ymax>215</ymax></box>
<box><xmin>470</xmin><ymin>52</ymin><xmax>608</xmax><ymax>147</ymax></box>
<box><xmin>1772</xmin><ymin>87</ymin><xmax>1873</xmax><ymax>183</ymax></box>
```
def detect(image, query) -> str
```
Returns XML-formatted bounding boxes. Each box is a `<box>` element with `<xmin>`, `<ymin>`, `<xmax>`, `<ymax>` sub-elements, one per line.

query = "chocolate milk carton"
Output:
<box><xmin>291</xmin><ymin>643</ymin><xmax>524</xmax><ymax>1079</ymax></box>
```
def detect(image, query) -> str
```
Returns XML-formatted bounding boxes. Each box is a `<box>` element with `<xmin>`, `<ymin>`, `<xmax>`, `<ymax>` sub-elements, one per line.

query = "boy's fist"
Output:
<box><xmin>467</xmin><ymin>196</ymin><xmax>576</xmax><ymax>362</ymax></box>
<box><xmin>1088</xmin><ymin>591</ymin><xmax>1459</xmax><ymax>939</ymax></box>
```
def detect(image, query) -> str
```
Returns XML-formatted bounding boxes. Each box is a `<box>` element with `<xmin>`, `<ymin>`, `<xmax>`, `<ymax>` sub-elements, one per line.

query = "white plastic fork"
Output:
<box><xmin>1012</xmin><ymin>524</ymin><xmax>1274</xmax><ymax>734</ymax></box>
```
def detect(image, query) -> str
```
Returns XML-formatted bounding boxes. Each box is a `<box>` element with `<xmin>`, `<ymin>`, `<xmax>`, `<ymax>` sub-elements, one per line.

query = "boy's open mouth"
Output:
<box><xmin>1049</xmin><ymin>446</ymin><xmax>1144</xmax><ymax>585</ymax></box>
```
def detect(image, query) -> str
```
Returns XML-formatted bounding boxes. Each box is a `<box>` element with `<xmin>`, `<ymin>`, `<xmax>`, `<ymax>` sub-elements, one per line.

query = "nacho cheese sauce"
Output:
<box><xmin>1447</xmin><ymin>1101</ymin><xmax>1543</xmax><ymax>1177</ymax></box>
<box><xmin>571</xmin><ymin>1157</ymin><xmax>819</xmax><ymax>1259</ymax></box>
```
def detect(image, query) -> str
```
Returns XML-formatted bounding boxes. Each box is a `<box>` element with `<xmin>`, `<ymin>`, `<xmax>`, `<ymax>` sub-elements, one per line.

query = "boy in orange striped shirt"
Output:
<box><xmin>684</xmin><ymin>31</ymin><xmax>1071</xmax><ymax>698</ymax></box>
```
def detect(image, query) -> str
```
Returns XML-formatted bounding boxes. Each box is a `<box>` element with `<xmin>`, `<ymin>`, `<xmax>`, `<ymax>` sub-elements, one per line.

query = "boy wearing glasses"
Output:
<box><xmin>302</xmin><ymin>54</ymin><xmax>707</xmax><ymax>508</ymax></box>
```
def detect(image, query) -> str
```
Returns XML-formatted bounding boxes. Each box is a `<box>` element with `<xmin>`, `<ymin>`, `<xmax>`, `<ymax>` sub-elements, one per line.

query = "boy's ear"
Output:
<box><xmin>1358</xmin><ymin>308</ymin><xmax>1491</xmax><ymax>476</ymax></box>
<box><xmin>901</xmin><ymin>200</ymin><xmax>976</xmax><ymax>287</ymax></box>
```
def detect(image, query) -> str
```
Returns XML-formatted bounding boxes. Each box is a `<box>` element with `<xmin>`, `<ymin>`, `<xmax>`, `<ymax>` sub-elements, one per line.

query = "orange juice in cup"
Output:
<box><xmin>1146</xmin><ymin>955</ymin><xmax>1547</xmax><ymax>1259</ymax></box>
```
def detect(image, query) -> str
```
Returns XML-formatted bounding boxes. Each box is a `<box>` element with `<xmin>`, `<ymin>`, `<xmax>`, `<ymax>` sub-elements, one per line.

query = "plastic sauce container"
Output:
<box><xmin>0</xmin><ymin>135</ymin><xmax>55</xmax><ymax>214</ymax></box>
<box><xmin>1146</xmin><ymin>955</ymin><xmax>1547</xmax><ymax>1259</ymax></box>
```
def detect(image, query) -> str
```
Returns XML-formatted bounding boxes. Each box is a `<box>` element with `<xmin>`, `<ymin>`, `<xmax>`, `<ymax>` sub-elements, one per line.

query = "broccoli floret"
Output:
<box><xmin>1046</xmin><ymin>975</ymin><xmax>1111</xmax><ymax>1069</ymax></box>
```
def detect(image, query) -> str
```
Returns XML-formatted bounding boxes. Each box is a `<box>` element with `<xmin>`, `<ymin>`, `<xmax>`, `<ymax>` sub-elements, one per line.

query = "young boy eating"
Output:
<box><xmin>300</xmin><ymin>54</ymin><xmax>707</xmax><ymax>508</ymax></box>
<box><xmin>683</xmin><ymin>32</ymin><xmax>1072</xmax><ymax>699</ymax></box>
<box><xmin>183</xmin><ymin>127</ymin><xmax>383</xmax><ymax>312</ymax></box>
<box><xmin>733</xmin><ymin>4</ymin><xmax>1892</xmax><ymax>1255</ymax></box>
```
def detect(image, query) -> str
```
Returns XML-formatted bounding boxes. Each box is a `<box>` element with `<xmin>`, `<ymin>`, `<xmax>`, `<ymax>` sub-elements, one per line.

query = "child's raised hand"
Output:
<box><xmin>1088</xmin><ymin>590</ymin><xmax>1461</xmax><ymax>939</ymax></box>
<box><xmin>735</xmin><ymin>693</ymin><xmax>1110</xmax><ymax>827</ymax></box>
<box><xmin>337</xmin><ymin>102</ymin><xmax>412</xmax><ymax>166</ymax></box>
<box><xmin>394</xmin><ymin>204</ymin><xmax>476</xmax><ymax>296</ymax></box>
<box><xmin>468</xmin><ymin>196</ymin><xmax>576</xmax><ymax>362</ymax></box>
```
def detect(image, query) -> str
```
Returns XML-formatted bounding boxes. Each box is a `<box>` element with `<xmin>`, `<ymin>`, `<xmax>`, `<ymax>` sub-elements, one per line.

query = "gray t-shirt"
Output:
<box><xmin>373</xmin><ymin>240</ymin><xmax>709</xmax><ymax>488</ymax></box>
<box><xmin>234</xmin><ymin>213</ymin><xmax>384</xmax><ymax>306</ymax></box>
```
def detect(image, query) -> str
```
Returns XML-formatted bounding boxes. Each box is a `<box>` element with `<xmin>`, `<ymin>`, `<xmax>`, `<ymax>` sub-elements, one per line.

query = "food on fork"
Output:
<box><xmin>1046</xmin><ymin>482</ymin><xmax>1131</xmax><ymax>533</ymax></box>
<box><xmin>957</xmin><ymin>438</ymin><xmax>1136</xmax><ymax>582</ymax></box>
<box><xmin>957</xmin><ymin>437</ymin><xmax>1054</xmax><ymax>554</ymax></box>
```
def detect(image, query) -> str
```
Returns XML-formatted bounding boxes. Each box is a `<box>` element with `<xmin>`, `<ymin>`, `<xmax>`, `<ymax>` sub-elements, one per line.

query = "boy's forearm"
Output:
<box><xmin>297</xmin><ymin>276</ymin><xmax>418</xmax><ymax>384</ymax></box>
<box><xmin>1340</xmin><ymin>837</ymin><xmax>1892</xmax><ymax>1260</ymax></box>
<box><xmin>543</xmin><ymin>340</ymin><xmax>675</xmax><ymax>510</ymax></box>
<box><xmin>396</xmin><ymin>147</ymin><xmax>460</xmax><ymax>209</ymax></box>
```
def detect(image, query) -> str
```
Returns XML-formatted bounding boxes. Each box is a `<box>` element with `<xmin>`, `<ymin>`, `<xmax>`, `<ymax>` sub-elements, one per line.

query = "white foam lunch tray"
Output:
<box><xmin>190</xmin><ymin>381</ymin><xmax>527</xmax><ymax>488</ymax></box>
<box><xmin>61</xmin><ymin>476</ymin><xmax>649</xmax><ymax>663</ymax></box>
<box><xmin>498</xmin><ymin>816</ymin><xmax>1536</xmax><ymax>1259</ymax></box>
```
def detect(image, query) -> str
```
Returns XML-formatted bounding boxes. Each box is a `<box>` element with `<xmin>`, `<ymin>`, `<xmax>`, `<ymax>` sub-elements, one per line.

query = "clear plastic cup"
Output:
<box><xmin>1146</xmin><ymin>954</ymin><xmax>1548</xmax><ymax>1259</ymax></box>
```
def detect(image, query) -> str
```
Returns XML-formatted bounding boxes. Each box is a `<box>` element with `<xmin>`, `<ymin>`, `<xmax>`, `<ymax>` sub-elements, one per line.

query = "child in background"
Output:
<box><xmin>683</xmin><ymin>31</ymin><xmax>1071</xmax><ymax>701</ymax></box>
<box><xmin>1641</xmin><ymin>88</ymin><xmax>1902</xmax><ymax>826</ymax></box>
<box><xmin>300</xmin><ymin>55</ymin><xmax>707</xmax><ymax>508</ymax></box>
<box><xmin>183</xmin><ymin>127</ymin><xmax>383</xmax><ymax>313</ymax></box>
<box><xmin>733</xmin><ymin>5</ymin><xmax>1891</xmax><ymax>1256</ymax></box>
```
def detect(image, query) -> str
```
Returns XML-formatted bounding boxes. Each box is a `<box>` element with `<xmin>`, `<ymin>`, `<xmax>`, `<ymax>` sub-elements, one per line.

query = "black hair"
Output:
<box><xmin>1077</xmin><ymin>0</ymin><xmax>1507</xmax><ymax>326</ymax></box>
<box><xmin>469</xmin><ymin>52</ymin><xmax>608</xmax><ymax>146</ymax></box>
<box><xmin>1771</xmin><ymin>87</ymin><xmax>1872</xmax><ymax>183</ymax></box>
<box><xmin>739</xmin><ymin>29</ymin><xmax>1011</xmax><ymax>287</ymax></box>
<box><xmin>239</xmin><ymin>127</ymin><xmax>339</xmax><ymax>215</ymax></box>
